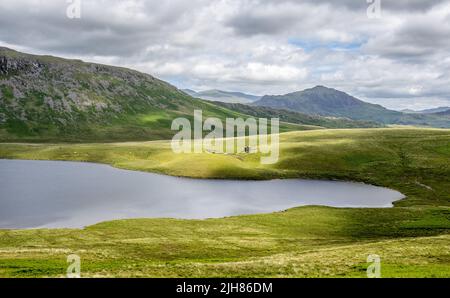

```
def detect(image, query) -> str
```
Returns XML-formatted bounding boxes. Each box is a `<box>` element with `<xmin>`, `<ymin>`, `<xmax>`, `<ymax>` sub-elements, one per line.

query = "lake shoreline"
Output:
<box><xmin>0</xmin><ymin>159</ymin><xmax>404</xmax><ymax>229</ymax></box>
<box><xmin>0</xmin><ymin>129</ymin><xmax>448</xmax><ymax>277</ymax></box>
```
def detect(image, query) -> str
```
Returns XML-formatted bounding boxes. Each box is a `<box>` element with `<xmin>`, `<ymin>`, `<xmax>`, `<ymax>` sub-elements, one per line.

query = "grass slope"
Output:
<box><xmin>0</xmin><ymin>208</ymin><xmax>448</xmax><ymax>277</ymax></box>
<box><xmin>0</xmin><ymin>128</ymin><xmax>449</xmax><ymax>277</ymax></box>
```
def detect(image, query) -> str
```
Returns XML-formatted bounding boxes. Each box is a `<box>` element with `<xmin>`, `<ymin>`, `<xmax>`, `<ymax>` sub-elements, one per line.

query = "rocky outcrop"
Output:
<box><xmin>0</xmin><ymin>56</ymin><xmax>44</xmax><ymax>75</ymax></box>
<box><xmin>0</xmin><ymin>47</ymin><xmax>192</xmax><ymax>137</ymax></box>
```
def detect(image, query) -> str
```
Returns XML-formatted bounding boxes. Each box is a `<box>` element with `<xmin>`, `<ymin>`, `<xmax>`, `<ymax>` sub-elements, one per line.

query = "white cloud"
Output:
<box><xmin>0</xmin><ymin>0</ymin><xmax>449</xmax><ymax>109</ymax></box>
<box><xmin>243</xmin><ymin>63</ymin><xmax>307</xmax><ymax>82</ymax></box>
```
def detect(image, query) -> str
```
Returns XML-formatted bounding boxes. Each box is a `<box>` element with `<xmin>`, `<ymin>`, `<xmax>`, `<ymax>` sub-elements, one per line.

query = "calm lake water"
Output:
<box><xmin>0</xmin><ymin>159</ymin><xmax>404</xmax><ymax>229</ymax></box>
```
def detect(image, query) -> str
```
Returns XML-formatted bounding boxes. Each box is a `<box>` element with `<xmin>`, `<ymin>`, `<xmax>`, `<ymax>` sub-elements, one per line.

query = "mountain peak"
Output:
<box><xmin>305</xmin><ymin>85</ymin><xmax>339</xmax><ymax>94</ymax></box>
<box><xmin>311</xmin><ymin>85</ymin><xmax>329</xmax><ymax>90</ymax></box>
<box><xmin>254</xmin><ymin>85</ymin><xmax>403</xmax><ymax>123</ymax></box>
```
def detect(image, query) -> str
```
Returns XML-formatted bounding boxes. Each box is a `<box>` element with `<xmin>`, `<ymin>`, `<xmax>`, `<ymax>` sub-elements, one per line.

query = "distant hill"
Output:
<box><xmin>401</xmin><ymin>107</ymin><xmax>450</xmax><ymax>114</ymax></box>
<box><xmin>434</xmin><ymin>109</ymin><xmax>450</xmax><ymax>116</ymax></box>
<box><xmin>183</xmin><ymin>89</ymin><xmax>261</xmax><ymax>104</ymax></box>
<box><xmin>254</xmin><ymin>86</ymin><xmax>450</xmax><ymax>128</ymax></box>
<box><xmin>181</xmin><ymin>89</ymin><xmax>198</xmax><ymax>96</ymax></box>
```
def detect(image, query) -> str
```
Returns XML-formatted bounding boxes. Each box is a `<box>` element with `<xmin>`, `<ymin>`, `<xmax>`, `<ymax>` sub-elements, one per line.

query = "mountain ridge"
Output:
<box><xmin>401</xmin><ymin>107</ymin><xmax>450</xmax><ymax>114</ymax></box>
<box><xmin>254</xmin><ymin>85</ymin><xmax>401</xmax><ymax>123</ymax></box>
<box><xmin>253</xmin><ymin>85</ymin><xmax>450</xmax><ymax>127</ymax></box>
<box><xmin>0</xmin><ymin>48</ymin><xmax>378</xmax><ymax>142</ymax></box>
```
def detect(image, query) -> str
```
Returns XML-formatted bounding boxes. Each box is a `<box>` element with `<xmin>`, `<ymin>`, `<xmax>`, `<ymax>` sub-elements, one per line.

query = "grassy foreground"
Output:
<box><xmin>0</xmin><ymin>128</ymin><xmax>449</xmax><ymax>277</ymax></box>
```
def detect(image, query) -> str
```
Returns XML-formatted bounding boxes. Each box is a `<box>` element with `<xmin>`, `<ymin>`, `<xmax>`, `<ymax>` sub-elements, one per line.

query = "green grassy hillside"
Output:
<box><xmin>0</xmin><ymin>48</ymin><xmax>378</xmax><ymax>142</ymax></box>
<box><xmin>0</xmin><ymin>207</ymin><xmax>448</xmax><ymax>277</ymax></box>
<box><xmin>0</xmin><ymin>47</ymin><xmax>248</xmax><ymax>142</ymax></box>
<box><xmin>0</xmin><ymin>128</ymin><xmax>449</xmax><ymax>277</ymax></box>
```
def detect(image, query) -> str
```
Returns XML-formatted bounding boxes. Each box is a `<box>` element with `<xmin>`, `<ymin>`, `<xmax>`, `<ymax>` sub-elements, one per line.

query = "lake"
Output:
<box><xmin>0</xmin><ymin>159</ymin><xmax>405</xmax><ymax>229</ymax></box>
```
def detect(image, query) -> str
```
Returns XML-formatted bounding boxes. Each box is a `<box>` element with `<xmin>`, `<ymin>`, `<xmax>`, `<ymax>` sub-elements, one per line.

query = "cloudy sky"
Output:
<box><xmin>1</xmin><ymin>0</ymin><xmax>450</xmax><ymax>110</ymax></box>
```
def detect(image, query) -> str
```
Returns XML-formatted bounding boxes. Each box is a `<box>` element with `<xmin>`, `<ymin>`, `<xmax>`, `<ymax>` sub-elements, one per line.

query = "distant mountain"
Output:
<box><xmin>213</xmin><ymin>101</ymin><xmax>381</xmax><ymax>129</ymax></box>
<box><xmin>401</xmin><ymin>109</ymin><xmax>418</xmax><ymax>114</ymax></box>
<box><xmin>254</xmin><ymin>86</ymin><xmax>450</xmax><ymax>128</ymax></box>
<box><xmin>254</xmin><ymin>86</ymin><xmax>401</xmax><ymax>123</ymax></box>
<box><xmin>181</xmin><ymin>89</ymin><xmax>198</xmax><ymax>97</ymax></box>
<box><xmin>401</xmin><ymin>107</ymin><xmax>450</xmax><ymax>114</ymax></box>
<box><xmin>183</xmin><ymin>89</ymin><xmax>261</xmax><ymax>104</ymax></box>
